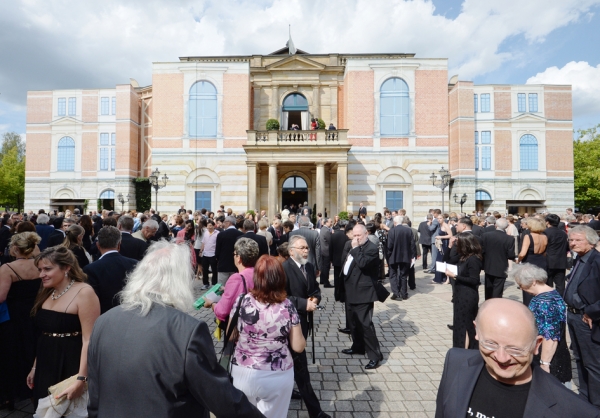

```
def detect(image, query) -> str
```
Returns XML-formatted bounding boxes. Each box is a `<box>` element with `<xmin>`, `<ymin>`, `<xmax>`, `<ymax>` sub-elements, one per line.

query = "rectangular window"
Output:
<box><xmin>68</xmin><ymin>97</ymin><xmax>76</xmax><ymax>116</ymax></box>
<box><xmin>111</xmin><ymin>133</ymin><xmax>116</xmax><ymax>145</ymax></box>
<box><xmin>100</xmin><ymin>133</ymin><xmax>109</xmax><ymax>146</ymax></box>
<box><xmin>517</xmin><ymin>93</ymin><xmax>526</xmax><ymax>112</ymax></box>
<box><xmin>475</xmin><ymin>146</ymin><xmax>479</xmax><ymax>170</ymax></box>
<box><xmin>528</xmin><ymin>93</ymin><xmax>538</xmax><ymax>112</ymax></box>
<box><xmin>474</xmin><ymin>94</ymin><xmax>478</xmax><ymax>113</ymax></box>
<box><xmin>195</xmin><ymin>191</ymin><xmax>211</xmax><ymax>211</ymax></box>
<box><xmin>481</xmin><ymin>147</ymin><xmax>491</xmax><ymax>170</ymax></box>
<box><xmin>475</xmin><ymin>131</ymin><xmax>479</xmax><ymax>144</ymax></box>
<box><xmin>111</xmin><ymin>148</ymin><xmax>116</xmax><ymax>171</ymax></box>
<box><xmin>100</xmin><ymin>147</ymin><xmax>109</xmax><ymax>171</ymax></box>
<box><xmin>385</xmin><ymin>191</ymin><xmax>403</xmax><ymax>212</ymax></box>
<box><xmin>58</xmin><ymin>98</ymin><xmax>66</xmax><ymax>116</ymax></box>
<box><xmin>101</xmin><ymin>97</ymin><xmax>109</xmax><ymax>115</ymax></box>
<box><xmin>111</xmin><ymin>97</ymin><xmax>116</xmax><ymax>115</ymax></box>
<box><xmin>480</xmin><ymin>94</ymin><xmax>490</xmax><ymax>112</ymax></box>
<box><xmin>480</xmin><ymin>131</ymin><xmax>491</xmax><ymax>144</ymax></box>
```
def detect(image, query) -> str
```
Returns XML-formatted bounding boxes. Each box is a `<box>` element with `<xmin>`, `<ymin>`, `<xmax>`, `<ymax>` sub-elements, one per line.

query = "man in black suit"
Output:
<box><xmin>480</xmin><ymin>218</ymin><xmax>514</xmax><ymax>299</ymax></box>
<box><xmin>483</xmin><ymin>216</ymin><xmax>496</xmax><ymax>234</ymax></box>
<box><xmin>84</xmin><ymin>226</ymin><xmax>138</xmax><ymax>314</ymax></box>
<box><xmin>237</xmin><ymin>219</ymin><xmax>268</xmax><ymax>257</ymax></box>
<box><xmin>544</xmin><ymin>213</ymin><xmax>569</xmax><ymax>296</ymax></box>
<box><xmin>283</xmin><ymin>236</ymin><xmax>330</xmax><ymax>418</ymax></box>
<box><xmin>588</xmin><ymin>214</ymin><xmax>600</xmax><ymax>230</ymax></box>
<box><xmin>387</xmin><ymin>216</ymin><xmax>417</xmax><ymax>300</ymax></box>
<box><xmin>471</xmin><ymin>217</ymin><xmax>484</xmax><ymax>238</ymax></box>
<box><xmin>0</xmin><ymin>216</ymin><xmax>13</xmax><ymax>262</ymax></box>
<box><xmin>46</xmin><ymin>217</ymin><xmax>74</xmax><ymax>248</ymax></box>
<box><xmin>267</xmin><ymin>218</ymin><xmax>283</xmax><ymax>255</ymax></box>
<box><xmin>341</xmin><ymin>224</ymin><xmax>383</xmax><ymax>370</ymax></box>
<box><xmin>117</xmin><ymin>215</ymin><xmax>148</xmax><ymax>261</ymax></box>
<box><xmin>418</xmin><ymin>214</ymin><xmax>433</xmax><ymax>269</ymax></box>
<box><xmin>289</xmin><ymin>216</ymin><xmax>321</xmax><ymax>275</ymax></box>
<box><xmin>318</xmin><ymin>217</ymin><xmax>333</xmax><ymax>287</ymax></box>
<box><xmin>215</xmin><ymin>216</ymin><xmax>243</xmax><ymax>284</ymax></box>
<box><xmin>565</xmin><ymin>225</ymin><xmax>600</xmax><ymax>408</ymax></box>
<box><xmin>358</xmin><ymin>202</ymin><xmax>367</xmax><ymax>218</ymax></box>
<box><xmin>436</xmin><ymin>298</ymin><xmax>599</xmax><ymax>418</ymax></box>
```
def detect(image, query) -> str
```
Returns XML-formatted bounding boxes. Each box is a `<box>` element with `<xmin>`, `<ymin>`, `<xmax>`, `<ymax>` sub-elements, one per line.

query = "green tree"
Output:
<box><xmin>574</xmin><ymin>124</ymin><xmax>600</xmax><ymax>212</ymax></box>
<box><xmin>0</xmin><ymin>132</ymin><xmax>26</xmax><ymax>212</ymax></box>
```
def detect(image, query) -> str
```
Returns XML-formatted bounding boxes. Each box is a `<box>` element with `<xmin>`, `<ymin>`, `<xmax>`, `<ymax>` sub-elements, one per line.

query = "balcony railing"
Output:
<box><xmin>247</xmin><ymin>129</ymin><xmax>348</xmax><ymax>146</ymax></box>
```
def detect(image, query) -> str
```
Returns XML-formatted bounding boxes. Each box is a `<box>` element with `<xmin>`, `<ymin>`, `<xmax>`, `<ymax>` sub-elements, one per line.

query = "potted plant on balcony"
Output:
<box><xmin>317</xmin><ymin>118</ymin><xmax>326</xmax><ymax>129</ymax></box>
<box><xmin>266</xmin><ymin>119</ymin><xmax>280</xmax><ymax>130</ymax></box>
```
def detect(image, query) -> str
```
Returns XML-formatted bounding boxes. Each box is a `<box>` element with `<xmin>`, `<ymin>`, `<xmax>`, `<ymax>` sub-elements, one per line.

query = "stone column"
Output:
<box><xmin>337</xmin><ymin>162</ymin><xmax>348</xmax><ymax>214</ymax></box>
<box><xmin>247</xmin><ymin>162</ymin><xmax>257</xmax><ymax>211</ymax></box>
<box><xmin>316</xmin><ymin>163</ymin><xmax>325</xmax><ymax>216</ymax></box>
<box><xmin>268</xmin><ymin>163</ymin><xmax>278</xmax><ymax>218</ymax></box>
<box><xmin>312</xmin><ymin>85</ymin><xmax>320</xmax><ymax>119</ymax></box>
<box><xmin>271</xmin><ymin>85</ymin><xmax>279</xmax><ymax>120</ymax></box>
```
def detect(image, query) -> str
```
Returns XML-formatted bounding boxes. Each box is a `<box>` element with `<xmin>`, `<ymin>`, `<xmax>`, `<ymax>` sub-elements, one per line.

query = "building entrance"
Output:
<box><xmin>282</xmin><ymin>176</ymin><xmax>308</xmax><ymax>209</ymax></box>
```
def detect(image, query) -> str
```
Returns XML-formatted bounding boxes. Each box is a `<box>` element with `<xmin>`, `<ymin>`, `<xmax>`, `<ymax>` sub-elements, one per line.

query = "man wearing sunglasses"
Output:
<box><xmin>435</xmin><ymin>298</ymin><xmax>598</xmax><ymax>417</ymax></box>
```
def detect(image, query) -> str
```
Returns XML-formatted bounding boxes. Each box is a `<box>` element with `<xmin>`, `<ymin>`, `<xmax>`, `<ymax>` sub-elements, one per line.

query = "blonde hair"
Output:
<box><xmin>10</xmin><ymin>232</ymin><xmax>41</xmax><ymax>257</ymax></box>
<box><xmin>62</xmin><ymin>224</ymin><xmax>84</xmax><ymax>249</ymax></box>
<box><xmin>527</xmin><ymin>218</ymin><xmax>546</xmax><ymax>233</ymax></box>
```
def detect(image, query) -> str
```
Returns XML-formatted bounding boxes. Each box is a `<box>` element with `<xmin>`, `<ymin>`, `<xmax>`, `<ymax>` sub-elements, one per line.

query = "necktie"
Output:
<box><xmin>300</xmin><ymin>264</ymin><xmax>307</xmax><ymax>279</ymax></box>
<box><xmin>565</xmin><ymin>258</ymin><xmax>581</xmax><ymax>291</ymax></box>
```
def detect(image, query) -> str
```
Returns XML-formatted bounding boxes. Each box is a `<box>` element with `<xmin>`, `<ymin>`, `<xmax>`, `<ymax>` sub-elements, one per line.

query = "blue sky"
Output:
<box><xmin>1</xmin><ymin>0</ymin><xmax>599</xmax><ymax>137</ymax></box>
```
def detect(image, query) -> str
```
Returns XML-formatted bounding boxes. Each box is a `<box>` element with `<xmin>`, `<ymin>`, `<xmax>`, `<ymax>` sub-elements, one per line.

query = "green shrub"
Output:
<box><xmin>133</xmin><ymin>177</ymin><xmax>152</xmax><ymax>212</ymax></box>
<box><xmin>317</xmin><ymin>118</ymin><xmax>326</xmax><ymax>129</ymax></box>
<box><xmin>338</xmin><ymin>211</ymin><xmax>349</xmax><ymax>220</ymax></box>
<box><xmin>266</xmin><ymin>119</ymin><xmax>280</xmax><ymax>130</ymax></box>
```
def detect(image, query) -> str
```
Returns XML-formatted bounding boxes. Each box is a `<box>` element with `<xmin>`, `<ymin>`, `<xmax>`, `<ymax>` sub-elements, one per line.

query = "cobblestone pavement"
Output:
<box><xmin>4</xmin><ymin>265</ymin><xmax>579</xmax><ymax>418</ymax></box>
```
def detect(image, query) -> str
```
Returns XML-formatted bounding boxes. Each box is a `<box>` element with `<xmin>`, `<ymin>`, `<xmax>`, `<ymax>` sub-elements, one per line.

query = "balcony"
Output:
<box><xmin>246</xmin><ymin>129</ymin><xmax>348</xmax><ymax>146</ymax></box>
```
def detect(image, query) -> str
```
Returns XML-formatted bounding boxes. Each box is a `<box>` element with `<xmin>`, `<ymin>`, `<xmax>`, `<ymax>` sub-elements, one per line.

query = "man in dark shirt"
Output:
<box><xmin>564</xmin><ymin>225</ymin><xmax>600</xmax><ymax>408</ymax></box>
<box><xmin>436</xmin><ymin>298</ymin><xmax>599</xmax><ymax>417</ymax></box>
<box><xmin>544</xmin><ymin>213</ymin><xmax>569</xmax><ymax>296</ymax></box>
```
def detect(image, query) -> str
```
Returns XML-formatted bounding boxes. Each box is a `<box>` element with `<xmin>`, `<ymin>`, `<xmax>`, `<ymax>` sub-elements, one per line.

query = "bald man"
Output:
<box><xmin>435</xmin><ymin>299</ymin><xmax>599</xmax><ymax>418</ymax></box>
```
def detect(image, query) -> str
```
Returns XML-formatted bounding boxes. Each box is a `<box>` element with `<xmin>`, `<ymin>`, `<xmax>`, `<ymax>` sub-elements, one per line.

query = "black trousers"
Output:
<box><xmin>484</xmin><ymin>274</ymin><xmax>505</xmax><ymax>300</ymax></box>
<box><xmin>547</xmin><ymin>268</ymin><xmax>566</xmax><ymax>296</ymax></box>
<box><xmin>348</xmin><ymin>302</ymin><xmax>382</xmax><ymax>362</ymax></box>
<box><xmin>568</xmin><ymin>312</ymin><xmax>600</xmax><ymax>408</ymax></box>
<box><xmin>201</xmin><ymin>255</ymin><xmax>218</xmax><ymax>286</ymax></box>
<box><xmin>292</xmin><ymin>348</ymin><xmax>322</xmax><ymax>417</ymax></box>
<box><xmin>320</xmin><ymin>257</ymin><xmax>331</xmax><ymax>285</ymax></box>
<box><xmin>421</xmin><ymin>245</ymin><xmax>431</xmax><ymax>269</ymax></box>
<box><xmin>390</xmin><ymin>263</ymin><xmax>410</xmax><ymax>299</ymax></box>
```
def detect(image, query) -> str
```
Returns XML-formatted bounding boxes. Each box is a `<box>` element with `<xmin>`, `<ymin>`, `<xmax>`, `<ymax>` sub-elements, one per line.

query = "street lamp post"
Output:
<box><xmin>117</xmin><ymin>193</ymin><xmax>130</xmax><ymax>212</ymax></box>
<box><xmin>148</xmin><ymin>168</ymin><xmax>169</xmax><ymax>213</ymax></box>
<box><xmin>430</xmin><ymin>167</ymin><xmax>452</xmax><ymax>214</ymax></box>
<box><xmin>453</xmin><ymin>193</ymin><xmax>468</xmax><ymax>214</ymax></box>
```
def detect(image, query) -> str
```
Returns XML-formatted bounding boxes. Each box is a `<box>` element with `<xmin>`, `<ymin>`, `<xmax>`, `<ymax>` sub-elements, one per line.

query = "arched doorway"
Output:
<box><xmin>100</xmin><ymin>189</ymin><xmax>115</xmax><ymax>211</ymax></box>
<box><xmin>282</xmin><ymin>176</ymin><xmax>308</xmax><ymax>210</ymax></box>
<box><xmin>282</xmin><ymin>93</ymin><xmax>308</xmax><ymax>130</ymax></box>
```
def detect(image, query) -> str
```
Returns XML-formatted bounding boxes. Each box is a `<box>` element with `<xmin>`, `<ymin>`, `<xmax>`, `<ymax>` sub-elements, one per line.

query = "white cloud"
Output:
<box><xmin>0</xmin><ymin>0</ymin><xmax>599</xmax><ymax>133</ymax></box>
<box><xmin>527</xmin><ymin>61</ymin><xmax>600</xmax><ymax>121</ymax></box>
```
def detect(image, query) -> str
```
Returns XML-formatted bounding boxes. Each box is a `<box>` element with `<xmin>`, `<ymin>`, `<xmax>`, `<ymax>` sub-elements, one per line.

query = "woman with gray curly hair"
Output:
<box><xmin>509</xmin><ymin>263</ymin><xmax>572</xmax><ymax>384</ymax></box>
<box><xmin>206</xmin><ymin>238</ymin><xmax>260</xmax><ymax>322</ymax></box>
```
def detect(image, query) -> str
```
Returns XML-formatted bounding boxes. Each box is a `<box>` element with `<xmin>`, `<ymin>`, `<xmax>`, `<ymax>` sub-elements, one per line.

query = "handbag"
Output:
<box><xmin>217</xmin><ymin>277</ymin><xmax>248</xmax><ymax>380</ymax></box>
<box><xmin>373</xmin><ymin>279</ymin><xmax>390</xmax><ymax>303</ymax></box>
<box><xmin>34</xmin><ymin>375</ymin><xmax>88</xmax><ymax>418</ymax></box>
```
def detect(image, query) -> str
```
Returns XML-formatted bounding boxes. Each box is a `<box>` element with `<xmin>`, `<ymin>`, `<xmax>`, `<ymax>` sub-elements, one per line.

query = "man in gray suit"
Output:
<box><xmin>289</xmin><ymin>216</ymin><xmax>321</xmax><ymax>275</ymax></box>
<box><xmin>319</xmin><ymin>217</ymin><xmax>334</xmax><ymax>288</ymax></box>
<box><xmin>87</xmin><ymin>241</ymin><xmax>263</xmax><ymax>418</ymax></box>
<box><xmin>426</xmin><ymin>209</ymin><xmax>442</xmax><ymax>273</ymax></box>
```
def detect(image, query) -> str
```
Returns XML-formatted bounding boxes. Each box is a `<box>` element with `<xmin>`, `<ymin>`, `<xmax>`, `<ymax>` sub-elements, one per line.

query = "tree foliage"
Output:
<box><xmin>133</xmin><ymin>177</ymin><xmax>152</xmax><ymax>212</ymax></box>
<box><xmin>0</xmin><ymin>132</ymin><xmax>25</xmax><ymax>212</ymax></box>
<box><xmin>574</xmin><ymin>124</ymin><xmax>600</xmax><ymax>212</ymax></box>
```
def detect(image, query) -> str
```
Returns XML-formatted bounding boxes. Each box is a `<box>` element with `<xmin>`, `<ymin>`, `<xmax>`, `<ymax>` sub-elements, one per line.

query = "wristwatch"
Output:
<box><xmin>76</xmin><ymin>376</ymin><xmax>88</xmax><ymax>382</ymax></box>
<box><xmin>539</xmin><ymin>360</ymin><xmax>551</xmax><ymax>366</ymax></box>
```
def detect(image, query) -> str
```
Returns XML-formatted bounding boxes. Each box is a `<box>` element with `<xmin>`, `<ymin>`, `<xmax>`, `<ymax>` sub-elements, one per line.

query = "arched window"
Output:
<box><xmin>520</xmin><ymin>134</ymin><xmax>538</xmax><ymax>170</ymax></box>
<box><xmin>380</xmin><ymin>77</ymin><xmax>409</xmax><ymax>136</ymax></box>
<box><xmin>57</xmin><ymin>136</ymin><xmax>75</xmax><ymax>171</ymax></box>
<box><xmin>282</xmin><ymin>176</ymin><xmax>308</xmax><ymax>190</ymax></box>
<box><xmin>189</xmin><ymin>81</ymin><xmax>217</xmax><ymax>137</ymax></box>
<box><xmin>282</xmin><ymin>94</ymin><xmax>308</xmax><ymax>111</ymax></box>
<box><xmin>100</xmin><ymin>190</ymin><xmax>114</xmax><ymax>199</ymax></box>
<box><xmin>475</xmin><ymin>190</ymin><xmax>492</xmax><ymax>200</ymax></box>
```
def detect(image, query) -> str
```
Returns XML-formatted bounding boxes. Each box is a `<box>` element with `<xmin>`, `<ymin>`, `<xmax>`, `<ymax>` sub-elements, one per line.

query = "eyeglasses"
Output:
<box><xmin>479</xmin><ymin>340</ymin><xmax>535</xmax><ymax>357</ymax></box>
<box><xmin>233</xmin><ymin>252</ymin><xmax>239</xmax><ymax>257</ymax></box>
<box><xmin>290</xmin><ymin>246</ymin><xmax>309</xmax><ymax>251</ymax></box>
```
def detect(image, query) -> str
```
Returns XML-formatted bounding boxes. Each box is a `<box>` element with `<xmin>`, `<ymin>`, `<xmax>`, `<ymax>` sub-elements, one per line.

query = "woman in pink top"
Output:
<box><xmin>205</xmin><ymin>238</ymin><xmax>260</xmax><ymax>322</ymax></box>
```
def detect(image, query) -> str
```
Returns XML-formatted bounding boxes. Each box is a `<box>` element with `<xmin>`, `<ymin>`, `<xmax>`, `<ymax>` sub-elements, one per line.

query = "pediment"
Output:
<box><xmin>50</xmin><ymin>117</ymin><xmax>80</xmax><ymax>126</ymax></box>
<box><xmin>266</xmin><ymin>56</ymin><xmax>326</xmax><ymax>72</ymax></box>
<box><xmin>510</xmin><ymin>113</ymin><xmax>546</xmax><ymax>123</ymax></box>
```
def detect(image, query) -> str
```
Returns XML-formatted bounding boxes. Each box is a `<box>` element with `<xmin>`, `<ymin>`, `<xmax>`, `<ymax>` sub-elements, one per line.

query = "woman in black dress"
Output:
<box><xmin>0</xmin><ymin>232</ymin><xmax>42</xmax><ymax>409</ymax></box>
<box><xmin>517</xmin><ymin>217</ymin><xmax>547</xmax><ymax>306</ymax></box>
<box><xmin>27</xmin><ymin>246</ymin><xmax>100</xmax><ymax>407</ymax></box>
<box><xmin>444</xmin><ymin>232</ymin><xmax>482</xmax><ymax>349</ymax></box>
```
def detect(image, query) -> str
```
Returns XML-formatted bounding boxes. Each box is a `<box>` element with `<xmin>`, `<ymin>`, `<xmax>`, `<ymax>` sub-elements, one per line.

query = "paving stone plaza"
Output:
<box><xmin>4</xmin><ymin>265</ymin><xmax>580</xmax><ymax>418</ymax></box>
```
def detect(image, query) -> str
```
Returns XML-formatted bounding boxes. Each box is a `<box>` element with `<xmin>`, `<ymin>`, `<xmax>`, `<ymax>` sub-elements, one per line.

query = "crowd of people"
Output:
<box><xmin>0</xmin><ymin>203</ymin><xmax>599</xmax><ymax>416</ymax></box>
